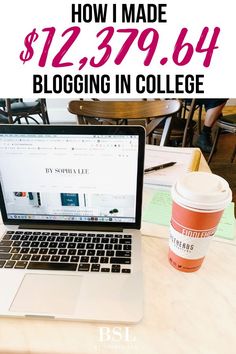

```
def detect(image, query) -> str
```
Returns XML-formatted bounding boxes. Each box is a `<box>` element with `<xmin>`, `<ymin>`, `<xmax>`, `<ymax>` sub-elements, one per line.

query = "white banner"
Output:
<box><xmin>0</xmin><ymin>0</ymin><xmax>235</xmax><ymax>98</ymax></box>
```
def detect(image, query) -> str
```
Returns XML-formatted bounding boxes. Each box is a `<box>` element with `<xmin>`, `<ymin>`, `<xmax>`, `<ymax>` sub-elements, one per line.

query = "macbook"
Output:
<box><xmin>0</xmin><ymin>124</ymin><xmax>145</xmax><ymax>323</ymax></box>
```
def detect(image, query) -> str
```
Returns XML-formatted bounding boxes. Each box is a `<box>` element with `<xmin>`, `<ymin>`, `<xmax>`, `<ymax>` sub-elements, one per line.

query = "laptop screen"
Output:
<box><xmin>0</xmin><ymin>125</ymin><xmax>145</xmax><ymax>229</ymax></box>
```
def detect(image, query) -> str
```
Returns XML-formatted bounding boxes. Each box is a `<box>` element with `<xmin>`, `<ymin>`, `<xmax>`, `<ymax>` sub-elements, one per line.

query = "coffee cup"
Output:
<box><xmin>168</xmin><ymin>172</ymin><xmax>232</xmax><ymax>272</ymax></box>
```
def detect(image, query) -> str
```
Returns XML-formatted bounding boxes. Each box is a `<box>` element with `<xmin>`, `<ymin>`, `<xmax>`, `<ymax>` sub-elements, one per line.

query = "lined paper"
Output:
<box><xmin>144</xmin><ymin>145</ymin><xmax>201</xmax><ymax>186</ymax></box>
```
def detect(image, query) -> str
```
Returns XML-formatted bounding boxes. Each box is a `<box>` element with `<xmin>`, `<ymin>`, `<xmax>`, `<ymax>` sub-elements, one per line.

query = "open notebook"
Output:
<box><xmin>144</xmin><ymin>145</ymin><xmax>201</xmax><ymax>186</ymax></box>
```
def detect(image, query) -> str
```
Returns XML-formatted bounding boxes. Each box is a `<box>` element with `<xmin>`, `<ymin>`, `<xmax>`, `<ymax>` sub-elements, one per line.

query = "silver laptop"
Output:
<box><xmin>0</xmin><ymin>124</ymin><xmax>145</xmax><ymax>323</ymax></box>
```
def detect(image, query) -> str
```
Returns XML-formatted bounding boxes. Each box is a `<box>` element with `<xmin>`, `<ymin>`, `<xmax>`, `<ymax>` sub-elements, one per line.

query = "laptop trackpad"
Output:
<box><xmin>10</xmin><ymin>273</ymin><xmax>82</xmax><ymax>316</ymax></box>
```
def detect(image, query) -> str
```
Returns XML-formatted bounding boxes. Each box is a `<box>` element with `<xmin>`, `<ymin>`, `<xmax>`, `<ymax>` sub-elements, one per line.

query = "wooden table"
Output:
<box><xmin>68</xmin><ymin>99</ymin><xmax>182</xmax><ymax>145</ymax></box>
<box><xmin>0</xmin><ymin>152</ymin><xmax>236</xmax><ymax>354</ymax></box>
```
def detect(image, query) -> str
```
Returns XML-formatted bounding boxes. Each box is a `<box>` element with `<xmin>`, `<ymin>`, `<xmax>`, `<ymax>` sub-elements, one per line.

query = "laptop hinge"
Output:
<box><xmin>18</xmin><ymin>224</ymin><xmax>123</xmax><ymax>232</ymax></box>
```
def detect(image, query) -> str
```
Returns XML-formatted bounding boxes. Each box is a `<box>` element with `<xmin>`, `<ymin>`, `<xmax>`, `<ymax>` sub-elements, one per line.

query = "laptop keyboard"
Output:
<box><xmin>0</xmin><ymin>230</ymin><xmax>132</xmax><ymax>273</ymax></box>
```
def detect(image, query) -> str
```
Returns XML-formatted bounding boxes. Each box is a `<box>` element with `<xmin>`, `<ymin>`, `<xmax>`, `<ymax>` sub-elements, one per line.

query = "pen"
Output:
<box><xmin>144</xmin><ymin>162</ymin><xmax>176</xmax><ymax>173</ymax></box>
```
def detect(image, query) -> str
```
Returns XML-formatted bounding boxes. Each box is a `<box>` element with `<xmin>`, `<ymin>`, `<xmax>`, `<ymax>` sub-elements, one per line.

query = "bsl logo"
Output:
<box><xmin>99</xmin><ymin>326</ymin><xmax>136</xmax><ymax>343</ymax></box>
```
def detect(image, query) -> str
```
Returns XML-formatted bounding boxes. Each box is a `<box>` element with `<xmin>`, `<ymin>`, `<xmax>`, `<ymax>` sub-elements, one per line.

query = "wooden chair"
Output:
<box><xmin>150</xmin><ymin>99</ymin><xmax>198</xmax><ymax>147</ymax></box>
<box><xmin>68</xmin><ymin>100</ymin><xmax>182</xmax><ymax>145</ymax></box>
<box><xmin>208</xmin><ymin>113</ymin><xmax>236</xmax><ymax>163</ymax></box>
<box><xmin>0</xmin><ymin>112</ymin><xmax>9</xmax><ymax>124</ymax></box>
<box><xmin>181</xmin><ymin>99</ymin><xmax>203</xmax><ymax>134</ymax></box>
<box><xmin>0</xmin><ymin>99</ymin><xmax>50</xmax><ymax>124</ymax></box>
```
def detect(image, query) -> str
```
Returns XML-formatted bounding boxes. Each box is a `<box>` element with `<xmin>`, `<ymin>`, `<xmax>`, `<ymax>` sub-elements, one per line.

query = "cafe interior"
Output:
<box><xmin>0</xmin><ymin>97</ymin><xmax>235</xmax><ymax>354</ymax></box>
<box><xmin>0</xmin><ymin>98</ymin><xmax>235</xmax><ymax>206</ymax></box>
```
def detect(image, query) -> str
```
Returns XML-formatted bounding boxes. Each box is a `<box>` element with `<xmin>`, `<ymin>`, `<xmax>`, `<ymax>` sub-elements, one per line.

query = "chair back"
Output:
<box><xmin>208</xmin><ymin>113</ymin><xmax>236</xmax><ymax>163</ymax></box>
<box><xmin>181</xmin><ymin>99</ymin><xmax>197</xmax><ymax>146</ymax></box>
<box><xmin>0</xmin><ymin>111</ymin><xmax>9</xmax><ymax>124</ymax></box>
<box><xmin>143</xmin><ymin>99</ymin><xmax>197</xmax><ymax>147</ymax></box>
<box><xmin>217</xmin><ymin>114</ymin><xmax>236</xmax><ymax>133</ymax></box>
<box><xmin>1</xmin><ymin>99</ymin><xmax>49</xmax><ymax>124</ymax></box>
<box><xmin>68</xmin><ymin>100</ymin><xmax>182</xmax><ymax>145</ymax></box>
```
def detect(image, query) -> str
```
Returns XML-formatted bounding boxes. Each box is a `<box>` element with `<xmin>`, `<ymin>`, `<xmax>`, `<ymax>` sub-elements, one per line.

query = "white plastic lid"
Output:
<box><xmin>171</xmin><ymin>172</ymin><xmax>232</xmax><ymax>210</ymax></box>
